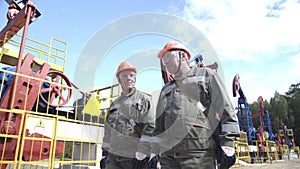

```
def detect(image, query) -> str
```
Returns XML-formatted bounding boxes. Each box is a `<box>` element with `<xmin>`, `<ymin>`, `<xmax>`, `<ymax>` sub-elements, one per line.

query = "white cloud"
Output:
<box><xmin>176</xmin><ymin>0</ymin><xmax>300</xmax><ymax>103</ymax></box>
<box><xmin>180</xmin><ymin>0</ymin><xmax>300</xmax><ymax>61</ymax></box>
<box><xmin>290</xmin><ymin>55</ymin><xmax>300</xmax><ymax>77</ymax></box>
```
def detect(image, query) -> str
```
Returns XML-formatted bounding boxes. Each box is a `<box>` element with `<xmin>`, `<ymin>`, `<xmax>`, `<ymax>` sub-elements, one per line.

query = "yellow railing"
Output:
<box><xmin>234</xmin><ymin>132</ymin><xmax>285</xmax><ymax>164</ymax></box>
<box><xmin>90</xmin><ymin>84</ymin><xmax>121</xmax><ymax>119</ymax></box>
<box><xmin>0</xmin><ymin>68</ymin><xmax>113</xmax><ymax>168</ymax></box>
<box><xmin>293</xmin><ymin>146</ymin><xmax>299</xmax><ymax>158</ymax></box>
<box><xmin>234</xmin><ymin>141</ymin><xmax>251</xmax><ymax>166</ymax></box>
<box><xmin>0</xmin><ymin>31</ymin><xmax>67</xmax><ymax>72</ymax></box>
<box><xmin>265</xmin><ymin>140</ymin><xmax>279</xmax><ymax>163</ymax></box>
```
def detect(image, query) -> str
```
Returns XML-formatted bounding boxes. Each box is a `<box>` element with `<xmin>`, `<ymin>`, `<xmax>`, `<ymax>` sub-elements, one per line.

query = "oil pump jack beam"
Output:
<box><xmin>0</xmin><ymin>0</ymin><xmax>39</xmax><ymax>47</ymax></box>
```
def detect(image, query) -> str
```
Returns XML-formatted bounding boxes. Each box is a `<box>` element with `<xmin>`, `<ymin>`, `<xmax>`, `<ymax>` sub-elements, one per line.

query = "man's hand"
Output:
<box><xmin>100</xmin><ymin>156</ymin><xmax>107</xmax><ymax>169</ymax></box>
<box><xmin>218</xmin><ymin>146</ymin><xmax>236</xmax><ymax>169</ymax></box>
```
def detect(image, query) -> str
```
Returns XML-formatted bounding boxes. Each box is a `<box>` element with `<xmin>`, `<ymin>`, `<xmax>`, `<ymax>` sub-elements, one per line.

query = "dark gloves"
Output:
<box><xmin>100</xmin><ymin>156</ymin><xmax>107</xmax><ymax>169</ymax></box>
<box><xmin>148</xmin><ymin>155</ymin><xmax>159</xmax><ymax>169</ymax></box>
<box><xmin>218</xmin><ymin>147</ymin><xmax>236</xmax><ymax>169</ymax></box>
<box><xmin>131</xmin><ymin>158</ymin><xmax>147</xmax><ymax>169</ymax></box>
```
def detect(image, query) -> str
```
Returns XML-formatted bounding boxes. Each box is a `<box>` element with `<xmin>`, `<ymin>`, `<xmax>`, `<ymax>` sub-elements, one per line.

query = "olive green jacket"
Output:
<box><xmin>102</xmin><ymin>88</ymin><xmax>155</xmax><ymax>158</ymax></box>
<box><xmin>153</xmin><ymin>66</ymin><xmax>240</xmax><ymax>157</ymax></box>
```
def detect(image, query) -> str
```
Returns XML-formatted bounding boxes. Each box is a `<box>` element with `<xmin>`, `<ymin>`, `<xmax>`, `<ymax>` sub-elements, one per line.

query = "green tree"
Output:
<box><xmin>285</xmin><ymin>83</ymin><xmax>300</xmax><ymax>98</ymax></box>
<box><xmin>270</xmin><ymin>91</ymin><xmax>288</xmax><ymax>126</ymax></box>
<box><xmin>249</xmin><ymin>100</ymin><xmax>260</xmax><ymax>128</ymax></box>
<box><xmin>285</xmin><ymin>83</ymin><xmax>300</xmax><ymax>146</ymax></box>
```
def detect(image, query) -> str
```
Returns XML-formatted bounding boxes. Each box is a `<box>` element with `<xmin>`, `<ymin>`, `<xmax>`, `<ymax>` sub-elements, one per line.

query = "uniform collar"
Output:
<box><xmin>187</xmin><ymin>66</ymin><xmax>198</xmax><ymax>77</ymax></box>
<box><xmin>121</xmin><ymin>87</ymin><xmax>136</xmax><ymax>97</ymax></box>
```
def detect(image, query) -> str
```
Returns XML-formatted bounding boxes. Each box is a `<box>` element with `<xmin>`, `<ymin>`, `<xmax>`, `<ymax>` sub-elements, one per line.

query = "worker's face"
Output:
<box><xmin>118</xmin><ymin>70</ymin><xmax>136</xmax><ymax>93</ymax></box>
<box><xmin>162</xmin><ymin>51</ymin><xmax>181</xmax><ymax>75</ymax></box>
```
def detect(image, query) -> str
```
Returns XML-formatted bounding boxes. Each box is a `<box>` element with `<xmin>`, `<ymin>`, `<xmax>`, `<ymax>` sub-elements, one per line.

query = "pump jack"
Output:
<box><xmin>0</xmin><ymin>1</ymin><xmax>69</xmax><ymax>168</ymax></box>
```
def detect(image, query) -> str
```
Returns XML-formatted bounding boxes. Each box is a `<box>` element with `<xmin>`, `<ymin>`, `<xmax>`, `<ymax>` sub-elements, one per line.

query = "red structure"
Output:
<box><xmin>0</xmin><ymin>1</ymin><xmax>66</xmax><ymax>168</ymax></box>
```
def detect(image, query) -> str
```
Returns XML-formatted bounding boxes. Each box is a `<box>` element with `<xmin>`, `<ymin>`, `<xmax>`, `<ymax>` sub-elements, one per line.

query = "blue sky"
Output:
<box><xmin>1</xmin><ymin>0</ymin><xmax>300</xmax><ymax>104</ymax></box>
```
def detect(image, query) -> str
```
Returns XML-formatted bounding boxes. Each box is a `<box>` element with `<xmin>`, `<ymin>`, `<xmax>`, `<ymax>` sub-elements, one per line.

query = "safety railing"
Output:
<box><xmin>0</xmin><ymin>31</ymin><xmax>67</xmax><ymax>73</ymax></box>
<box><xmin>281</xmin><ymin>144</ymin><xmax>290</xmax><ymax>160</ymax></box>
<box><xmin>0</xmin><ymin>66</ymin><xmax>110</xmax><ymax>168</ymax></box>
<box><xmin>292</xmin><ymin>146</ymin><xmax>299</xmax><ymax>159</ymax></box>
<box><xmin>265</xmin><ymin>140</ymin><xmax>279</xmax><ymax>163</ymax></box>
<box><xmin>90</xmin><ymin>84</ymin><xmax>121</xmax><ymax>120</ymax></box>
<box><xmin>234</xmin><ymin>141</ymin><xmax>251</xmax><ymax>166</ymax></box>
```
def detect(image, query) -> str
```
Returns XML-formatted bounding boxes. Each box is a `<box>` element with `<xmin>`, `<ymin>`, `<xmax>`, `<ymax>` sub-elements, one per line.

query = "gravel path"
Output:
<box><xmin>233</xmin><ymin>158</ymin><xmax>300</xmax><ymax>169</ymax></box>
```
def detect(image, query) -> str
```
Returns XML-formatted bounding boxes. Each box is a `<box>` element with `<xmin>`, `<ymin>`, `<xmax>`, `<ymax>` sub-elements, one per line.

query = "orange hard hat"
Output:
<box><xmin>157</xmin><ymin>41</ymin><xmax>191</xmax><ymax>60</ymax></box>
<box><xmin>116</xmin><ymin>61</ymin><xmax>137</xmax><ymax>77</ymax></box>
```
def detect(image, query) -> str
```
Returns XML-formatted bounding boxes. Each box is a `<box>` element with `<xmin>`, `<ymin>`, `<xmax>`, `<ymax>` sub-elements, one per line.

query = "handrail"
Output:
<box><xmin>0</xmin><ymin>31</ymin><xmax>68</xmax><ymax>72</ymax></box>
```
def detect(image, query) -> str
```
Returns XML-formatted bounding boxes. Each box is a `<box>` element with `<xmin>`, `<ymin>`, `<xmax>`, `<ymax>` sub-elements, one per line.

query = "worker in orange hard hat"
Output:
<box><xmin>101</xmin><ymin>61</ymin><xmax>157</xmax><ymax>169</ymax></box>
<box><xmin>115</xmin><ymin>61</ymin><xmax>137</xmax><ymax>94</ymax></box>
<box><xmin>115</xmin><ymin>61</ymin><xmax>137</xmax><ymax>77</ymax></box>
<box><xmin>157</xmin><ymin>41</ymin><xmax>191</xmax><ymax>83</ymax></box>
<box><xmin>152</xmin><ymin>41</ymin><xmax>240</xmax><ymax>169</ymax></box>
<box><xmin>157</xmin><ymin>41</ymin><xmax>191</xmax><ymax>60</ymax></box>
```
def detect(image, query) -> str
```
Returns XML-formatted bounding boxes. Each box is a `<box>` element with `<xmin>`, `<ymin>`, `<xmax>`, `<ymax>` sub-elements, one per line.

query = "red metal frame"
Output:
<box><xmin>0</xmin><ymin>1</ymin><xmax>65</xmax><ymax>168</ymax></box>
<box><xmin>0</xmin><ymin>1</ymin><xmax>36</xmax><ymax>48</ymax></box>
<box><xmin>0</xmin><ymin>54</ymin><xmax>64</xmax><ymax>168</ymax></box>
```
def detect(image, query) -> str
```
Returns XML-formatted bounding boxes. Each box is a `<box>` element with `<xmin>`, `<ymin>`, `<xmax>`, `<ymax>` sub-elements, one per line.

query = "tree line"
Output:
<box><xmin>248</xmin><ymin>82</ymin><xmax>300</xmax><ymax>146</ymax></box>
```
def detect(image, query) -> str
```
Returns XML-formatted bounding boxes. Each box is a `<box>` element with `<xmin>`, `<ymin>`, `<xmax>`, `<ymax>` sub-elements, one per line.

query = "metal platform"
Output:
<box><xmin>0</xmin><ymin>32</ymin><xmax>67</xmax><ymax>73</ymax></box>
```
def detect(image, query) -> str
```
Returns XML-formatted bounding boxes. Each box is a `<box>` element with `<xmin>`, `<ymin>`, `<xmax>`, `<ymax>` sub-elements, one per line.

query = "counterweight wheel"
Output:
<box><xmin>39</xmin><ymin>70</ymin><xmax>72</xmax><ymax>107</ymax></box>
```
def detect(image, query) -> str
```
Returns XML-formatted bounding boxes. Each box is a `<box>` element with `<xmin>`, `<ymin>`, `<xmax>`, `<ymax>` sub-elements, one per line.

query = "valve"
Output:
<box><xmin>39</xmin><ymin>70</ymin><xmax>72</xmax><ymax>107</ymax></box>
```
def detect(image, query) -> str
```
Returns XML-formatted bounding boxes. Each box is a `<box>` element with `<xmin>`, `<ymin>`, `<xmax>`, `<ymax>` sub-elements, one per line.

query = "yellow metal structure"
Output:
<box><xmin>287</xmin><ymin>129</ymin><xmax>293</xmax><ymax>137</ymax></box>
<box><xmin>90</xmin><ymin>84</ymin><xmax>121</xmax><ymax>119</ymax></box>
<box><xmin>233</xmin><ymin>130</ymin><xmax>299</xmax><ymax>165</ymax></box>
<box><xmin>279</xmin><ymin>129</ymin><xmax>284</xmax><ymax>137</ymax></box>
<box><xmin>251</xmin><ymin>140</ymin><xmax>269</xmax><ymax>163</ymax></box>
<box><xmin>0</xmin><ymin>32</ymin><xmax>121</xmax><ymax>168</ymax></box>
<box><xmin>0</xmin><ymin>31</ymin><xmax>67</xmax><ymax>73</ymax></box>
<box><xmin>0</xmin><ymin>68</ymin><xmax>113</xmax><ymax>168</ymax></box>
<box><xmin>281</xmin><ymin>144</ymin><xmax>290</xmax><ymax>160</ymax></box>
<box><xmin>234</xmin><ymin>132</ymin><xmax>251</xmax><ymax>166</ymax></box>
<box><xmin>293</xmin><ymin>146</ymin><xmax>299</xmax><ymax>158</ymax></box>
<box><xmin>234</xmin><ymin>141</ymin><xmax>251</xmax><ymax>165</ymax></box>
<box><xmin>82</xmin><ymin>94</ymin><xmax>101</xmax><ymax>116</ymax></box>
<box><xmin>265</xmin><ymin>140</ymin><xmax>279</xmax><ymax>162</ymax></box>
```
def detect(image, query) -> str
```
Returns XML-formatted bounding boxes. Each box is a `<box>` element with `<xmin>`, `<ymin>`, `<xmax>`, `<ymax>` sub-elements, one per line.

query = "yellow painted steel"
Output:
<box><xmin>82</xmin><ymin>94</ymin><xmax>101</xmax><ymax>116</ymax></box>
<box><xmin>281</xmin><ymin>144</ymin><xmax>290</xmax><ymax>160</ymax></box>
<box><xmin>0</xmin><ymin>14</ymin><xmax>122</xmax><ymax>168</ymax></box>
<box><xmin>234</xmin><ymin>132</ymin><xmax>251</xmax><ymax>166</ymax></box>
<box><xmin>0</xmin><ymin>57</ymin><xmax>111</xmax><ymax>169</ymax></box>
<box><xmin>233</xmin><ymin>131</ymin><xmax>298</xmax><ymax>165</ymax></box>
<box><xmin>0</xmin><ymin>31</ymin><xmax>67</xmax><ymax>73</ymax></box>
<box><xmin>287</xmin><ymin>129</ymin><xmax>293</xmax><ymax>137</ymax></box>
<box><xmin>293</xmin><ymin>146</ymin><xmax>299</xmax><ymax>158</ymax></box>
<box><xmin>265</xmin><ymin>140</ymin><xmax>279</xmax><ymax>163</ymax></box>
<box><xmin>251</xmin><ymin>140</ymin><xmax>268</xmax><ymax>163</ymax></box>
<box><xmin>279</xmin><ymin>129</ymin><xmax>284</xmax><ymax>137</ymax></box>
<box><xmin>91</xmin><ymin>84</ymin><xmax>121</xmax><ymax>119</ymax></box>
<box><xmin>234</xmin><ymin>141</ymin><xmax>251</xmax><ymax>165</ymax></box>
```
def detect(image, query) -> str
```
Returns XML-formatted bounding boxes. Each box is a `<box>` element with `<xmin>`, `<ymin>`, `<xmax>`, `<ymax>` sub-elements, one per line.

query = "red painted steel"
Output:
<box><xmin>0</xmin><ymin>54</ymin><xmax>65</xmax><ymax>168</ymax></box>
<box><xmin>0</xmin><ymin>1</ymin><xmax>36</xmax><ymax>47</ymax></box>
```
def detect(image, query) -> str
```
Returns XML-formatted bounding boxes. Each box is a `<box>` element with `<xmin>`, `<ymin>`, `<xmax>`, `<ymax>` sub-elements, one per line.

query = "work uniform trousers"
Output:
<box><xmin>105</xmin><ymin>153</ymin><xmax>148</xmax><ymax>169</ymax></box>
<box><xmin>159</xmin><ymin>153</ymin><xmax>216</xmax><ymax>169</ymax></box>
